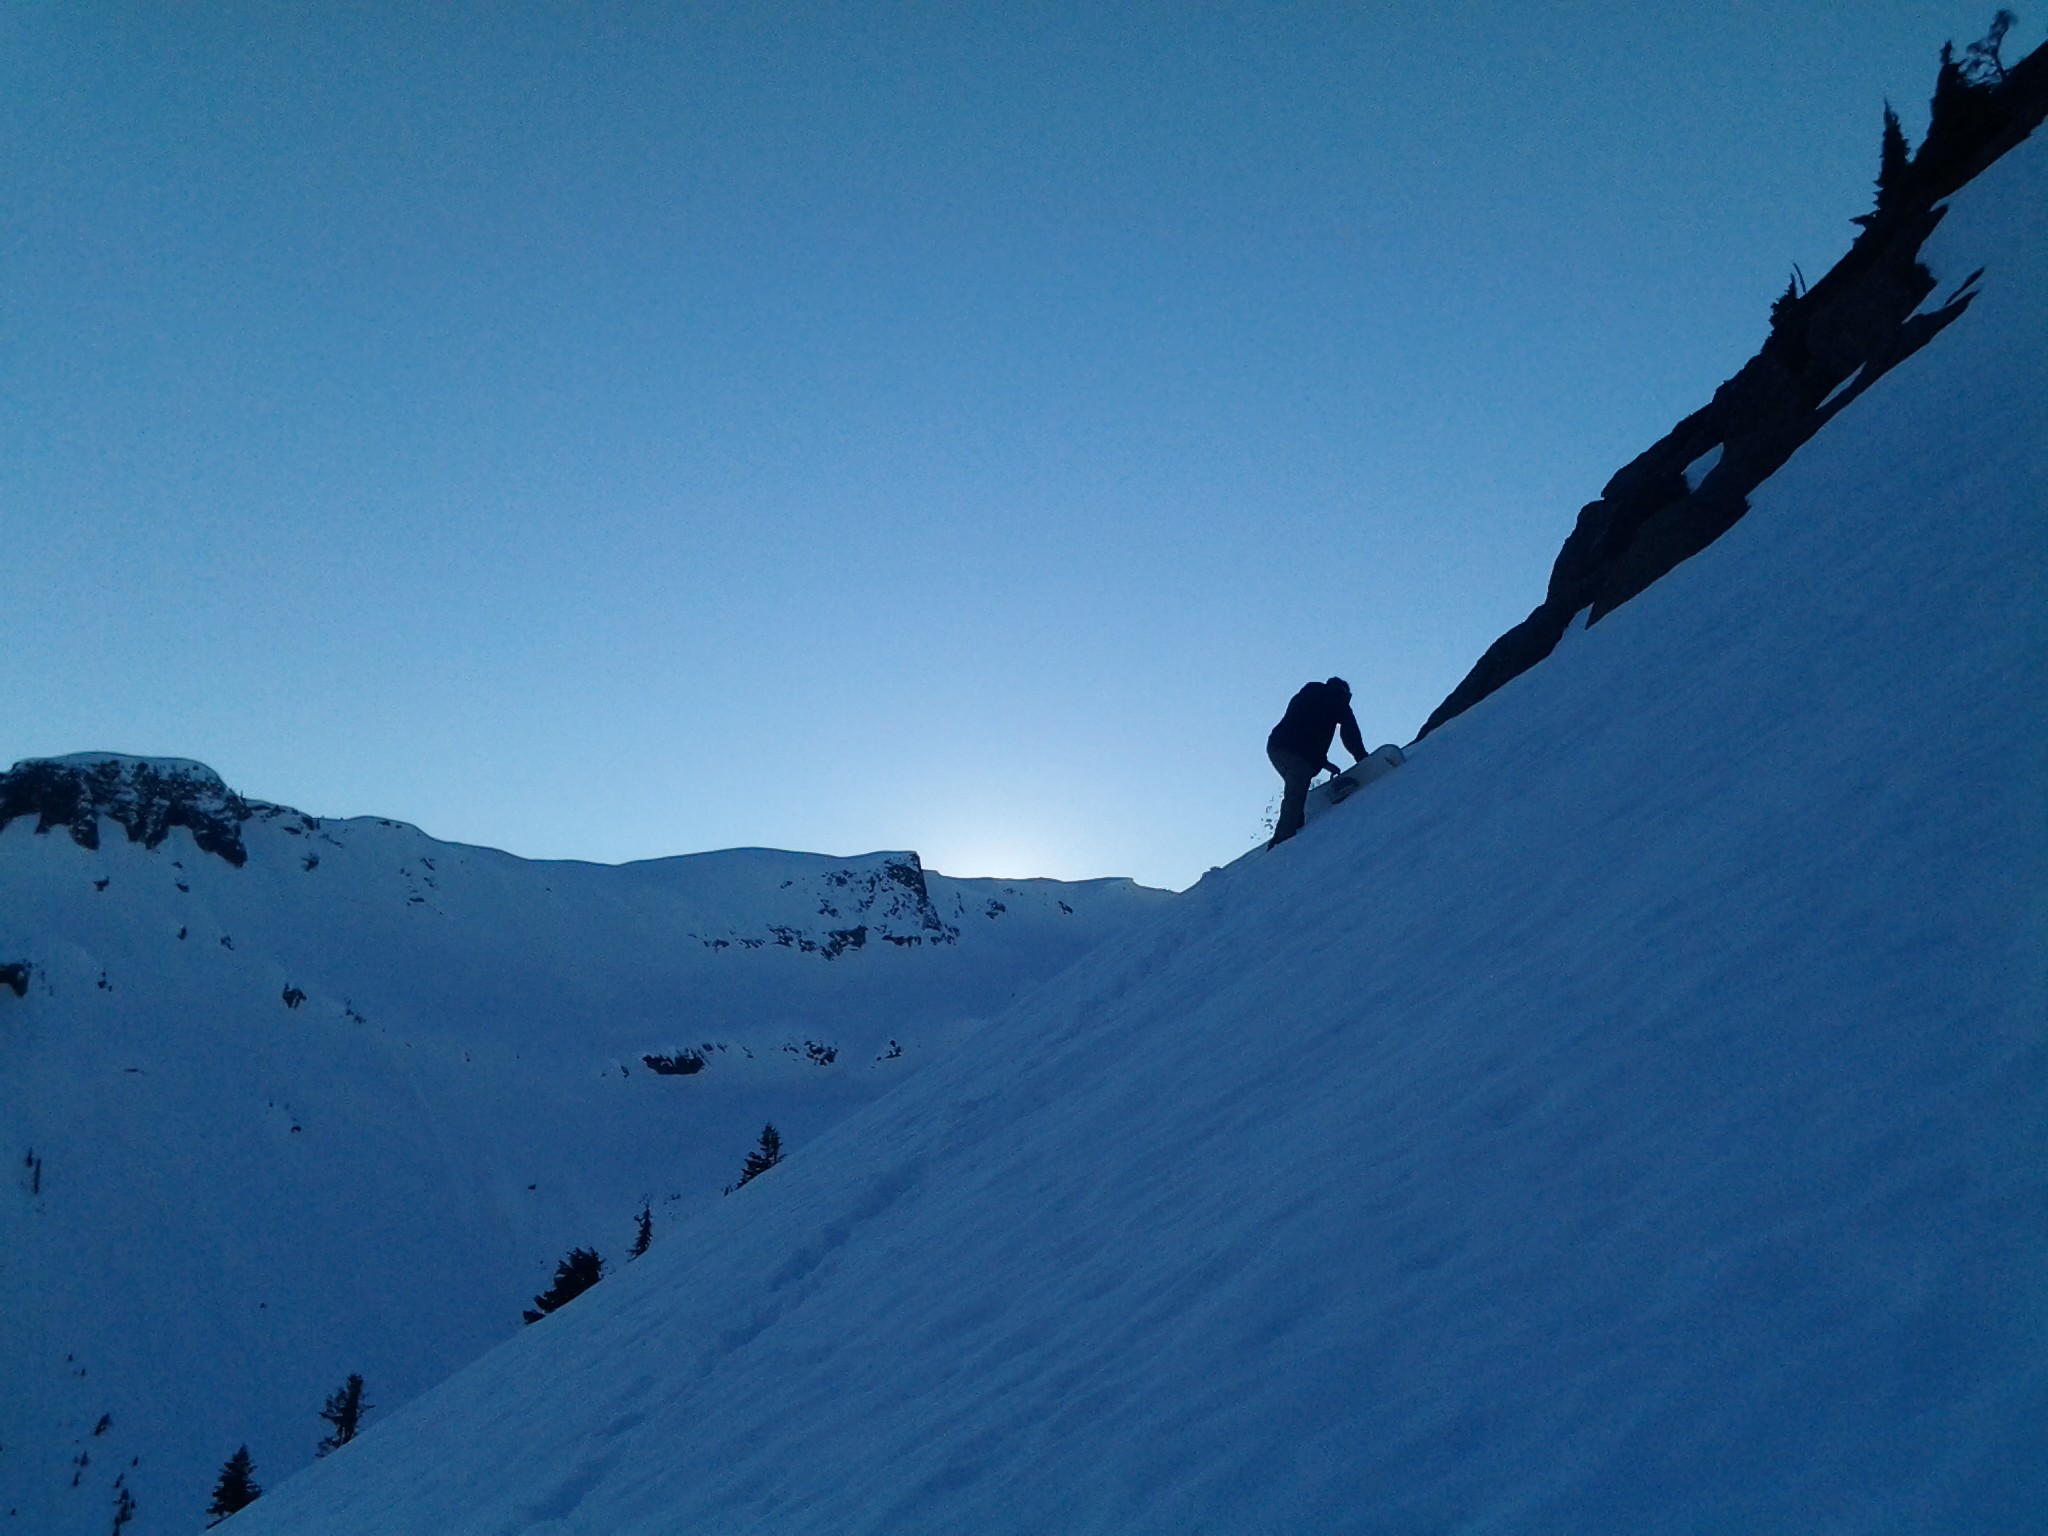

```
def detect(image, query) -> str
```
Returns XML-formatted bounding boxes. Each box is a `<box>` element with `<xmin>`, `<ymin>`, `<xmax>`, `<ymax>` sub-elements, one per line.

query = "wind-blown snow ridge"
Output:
<box><xmin>233</xmin><ymin>118</ymin><xmax>2047</xmax><ymax>1536</ymax></box>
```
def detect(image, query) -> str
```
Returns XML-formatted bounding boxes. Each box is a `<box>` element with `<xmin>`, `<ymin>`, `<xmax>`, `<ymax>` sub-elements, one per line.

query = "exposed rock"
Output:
<box><xmin>697</xmin><ymin>855</ymin><xmax>960</xmax><ymax>956</ymax></box>
<box><xmin>1420</xmin><ymin>36</ymin><xmax>2048</xmax><ymax>740</ymax></box>
<box><xmin>0</xmin><ymin>755</ymin><xmax>254</xmax><ymax>867</ymax></box>
<box><xmin>821</xmin><ymin>925</ymin><xmax>868</xmax><ymax>958</ymax></box>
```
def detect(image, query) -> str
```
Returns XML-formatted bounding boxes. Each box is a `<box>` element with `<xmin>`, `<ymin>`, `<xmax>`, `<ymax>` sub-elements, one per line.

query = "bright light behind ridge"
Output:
<box><xmin>5</xmin><ymin>5</ymin><xmax>2036</xmax><ymax>891</ymax></box>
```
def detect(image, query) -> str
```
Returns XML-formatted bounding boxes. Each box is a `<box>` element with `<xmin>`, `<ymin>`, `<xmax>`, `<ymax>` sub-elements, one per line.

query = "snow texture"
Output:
<box><xmin>0</xmin><ymin>767</ymin><xmax>1167</xmax><ymax>1535</ymax></box>
<box><xmin>1680</xmin><ymin>441</ymin><xmax>1723</xmax><ymax>490</ymax></box>
<box><xmin>1303</xmin><ymin>743</ymin><xmax>1405</xmax><ymax>824</ymax></box>
<box><xmin>1817</xmin><ymin>365</ymin><xmax>1865</xmax><ymax>411</ymax></box>
<box><xmin>217</xmin><ymin>125</ymin><xmax>2048</xmax><ymax>1535</ymax></box>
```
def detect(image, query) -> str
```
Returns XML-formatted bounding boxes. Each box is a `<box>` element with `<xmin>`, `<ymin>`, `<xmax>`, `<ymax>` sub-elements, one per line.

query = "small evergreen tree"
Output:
<box><xmin>733</xmin><ymin>1123</ymin><xmax>783</xmax><ymax>1190</ymax></box>
<box><xmin>1927</xmin><ymin>36</ymin><xmax>1993</xmax><ymax>144</ymax></box>
<box><xmin>1933</xmin><ymin>39</ymin><xmax>1969</xmax><ymax>109</ymax></box>
<box><xmin>316</xmin><ymin>1373</ymin><xmax>371</xmax><ymax>1456</ymax></box>
<box><xmin>629</xmin><ymin>1204</ymin><xmax>653</xmax><ymax>1260</ymax></box>
<box><xmin>523</xmin><ymin>1247</ymin><xmax>605</xmax><ymax>1323</ymax></box>
<box><xmin>1921</xmin><ymin>18</ymin><xmax>2015</xmax><ymax>182</ymax></box>
<box><xmin>206</xmin><ymin>1446</ymin><xmax>260</xmax><ymax>1525</ymax></box>
<box><xmin>1962</xmin><ymin>9</ymin><xmax>2016</xmax><ymax>84</ymax></box>
<box><xmin>1768</xmin><ymin>271</ymin><xmax>1801</xmax><ymax>331</ymax></box>
<box><xmin>1875</xmin><ymin>100</ymin><xmax>1911</xmax><ymax>211</ymax></box>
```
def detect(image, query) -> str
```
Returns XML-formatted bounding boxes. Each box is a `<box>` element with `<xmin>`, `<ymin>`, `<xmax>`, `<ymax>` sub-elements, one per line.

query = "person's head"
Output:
<box><xmin>1325</xmin><ymin>676</ymin><xmax>1351</xmax><ymax>700</ymax></box>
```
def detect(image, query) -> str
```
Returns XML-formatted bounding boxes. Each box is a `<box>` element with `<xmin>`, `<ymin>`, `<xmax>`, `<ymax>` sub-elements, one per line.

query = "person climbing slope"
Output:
<box><xmin>1266</xmin><ymin>676</ymin><xmax>1366</xmax><ymax>848</ymax></box>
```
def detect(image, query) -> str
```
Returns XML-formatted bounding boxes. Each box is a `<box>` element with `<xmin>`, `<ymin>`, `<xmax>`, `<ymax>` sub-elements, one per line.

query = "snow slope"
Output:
<box><xmin>227</xmin><ymin>121</ymin><xmax>2047</xmax><ymax>1535</ymax></box>
<box><xmin>0</xmin><ymin>770</ymin><xmax>1167</xmax><ymax>1535</ymax></box>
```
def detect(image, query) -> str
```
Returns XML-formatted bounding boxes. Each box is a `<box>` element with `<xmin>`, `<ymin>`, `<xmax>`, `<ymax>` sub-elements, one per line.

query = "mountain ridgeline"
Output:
<box><xmin>1420</xmin><ymin>20</ymin><xmax>2048</xmax><ymax>737</ymax></box>
<box><xmin>220</xmin><ymin>86</ymin><xmax>2048</xmax><ymax>1530</ymax></box>
<box><xmin>0</xmin><ymin>756</ymin><xmax>1170</xmax><ymax>1535</ymax></box>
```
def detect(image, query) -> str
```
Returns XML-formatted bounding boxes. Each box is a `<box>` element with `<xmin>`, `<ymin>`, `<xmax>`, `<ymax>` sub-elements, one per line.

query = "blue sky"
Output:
<box><xmin>4</xmin><ymin>4</ymin><xmax>2034</xmax><ymax>890</ymax></box>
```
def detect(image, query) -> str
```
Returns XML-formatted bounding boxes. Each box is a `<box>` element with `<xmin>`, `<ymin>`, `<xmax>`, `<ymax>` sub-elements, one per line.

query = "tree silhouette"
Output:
<box><xmin>1919</xmin><ymin>17</ymin><xmax>2018</xmax><ymax>190</ymax></box>
<box><xmin>523</xmin><ymin>1247</ymin><xmax>605</xmax><ymax>1323</ymax></box>
<box><xmin>316</xmin><ymin>1373</ymin><xmax>371</xmax><ymax>1456</ymax></box>
<box><xmin>206</xmin><ymin>1446</ymin><xmax>260</xmax><ymax>1525</ymax></box>
<box><xmin>629</xmin><ymin>1204</ymin><xmax>653</xmax><ymax>1260</ymax></box>
<box><xmin>1875</xmin><ymin>100</ymin><xmax>1912</xmax><ymax>211</ymax></box>
<box><xmin>732</xmin><ymin>1123</ymin><xmax>783</xmax><ymax>1191</ymax></box>
<box><xmin>1962</xmin><ymin>9</ymin><xmax>2016</xmax><ymax>84</ymax></box>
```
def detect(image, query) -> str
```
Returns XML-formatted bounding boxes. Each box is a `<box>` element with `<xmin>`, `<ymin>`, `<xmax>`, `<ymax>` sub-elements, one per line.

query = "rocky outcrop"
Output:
<box><xmin>1421</xmin><ymin>31</ymin><xmax>2048</xmax><ymax>739</ymax></box>
<box><xmin>0</xmin><ymin>755</ymin><xmax>256</xmax><ymax>867</ymax></box>
<box><xmin>688</xmin><ymin>853</ymin><xmax>967</xmax><ymax>956</ymax></box>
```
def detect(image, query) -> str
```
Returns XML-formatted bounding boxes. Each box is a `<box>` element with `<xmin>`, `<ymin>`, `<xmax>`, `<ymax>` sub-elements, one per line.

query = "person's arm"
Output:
<box><xmin>1339</xmin><ymin>707</ymin><xmax>1366</xmax><ymax>763</ymax></box>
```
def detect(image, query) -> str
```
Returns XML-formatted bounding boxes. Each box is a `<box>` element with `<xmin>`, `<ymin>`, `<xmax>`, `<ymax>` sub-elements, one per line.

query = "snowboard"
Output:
<box><xmin>1304</xmin><ymin>743</ymin><xmax>1406</xmax><ymax>821</ymax></box>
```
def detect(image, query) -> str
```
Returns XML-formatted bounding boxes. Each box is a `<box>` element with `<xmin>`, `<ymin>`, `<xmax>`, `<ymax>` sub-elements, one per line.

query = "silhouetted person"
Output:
<box><xmin>1266</xmin><ymin>677</ymin><xmax>1365</xmax><ymax>847</ymax></box>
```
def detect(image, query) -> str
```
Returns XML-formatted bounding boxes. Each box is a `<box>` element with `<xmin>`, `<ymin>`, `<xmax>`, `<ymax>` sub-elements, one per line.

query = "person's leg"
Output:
<box><xmin>1267</xmin><ymin>745</ymin><xmax>1318</xmax><ymax>846</ymax></box>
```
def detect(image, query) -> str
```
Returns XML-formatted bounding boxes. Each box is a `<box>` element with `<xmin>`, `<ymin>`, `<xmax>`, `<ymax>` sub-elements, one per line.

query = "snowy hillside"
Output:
<box><xmin>0</xmin><ymin>763</ymin><xmax>1168</xmax><ymax>1535</ymax></box>
<box><xmin>228</xmin><ymin>109</ymin><xmax>2045</xmax><ymax>1535</ymax></box>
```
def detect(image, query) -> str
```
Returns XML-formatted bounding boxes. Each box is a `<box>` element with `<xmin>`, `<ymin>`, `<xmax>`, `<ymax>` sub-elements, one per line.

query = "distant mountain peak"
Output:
<box><xmin>0</xmin><ymin>753</ymin><xmax>255</xmax><ymax>866</ymax></box>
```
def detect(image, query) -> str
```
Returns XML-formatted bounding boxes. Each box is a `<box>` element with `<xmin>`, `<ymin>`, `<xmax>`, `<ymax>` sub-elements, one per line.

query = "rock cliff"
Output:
<box><xmin>1421</xmin><ymin>28</ymin><xmax>2048</xmax><ymax>739</ymax></box>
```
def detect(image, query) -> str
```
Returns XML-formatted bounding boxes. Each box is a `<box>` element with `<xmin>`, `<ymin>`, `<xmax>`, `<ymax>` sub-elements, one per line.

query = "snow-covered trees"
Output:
<box><xmin>316</xmin><ymin>1374</ymin><xmax>371</xmax><ymax>1456</ymax></box>
<box><xmin>523</xmin><ymin>1248</ymin><xmax>606</xmax><ymax>1323</ymax></box>
<box><xmin>206</xmin><ymin>1445</ymin><xmax>260</xmax><ymax>1524</ymax></box>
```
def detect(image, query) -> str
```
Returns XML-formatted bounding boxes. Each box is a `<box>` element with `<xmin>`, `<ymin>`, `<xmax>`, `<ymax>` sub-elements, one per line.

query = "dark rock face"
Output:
<box><xmin>0</xmin><ymin>961</ymin><xmax>29</xmax><ymax>998</ymax></box>
<box><xmin>1420</xmin><ymin>39</ymin><xmax>2048</xmax><ymax>740</ymax></box>
<box><xmin>821</xmin><ymin>925</ymin><xmax>868</xmax><ymax>957</ymax></box>
<box><xmin>0</xmin><ymin>756</ymin><xmax>254</xmax><ymax>867</ymax></box>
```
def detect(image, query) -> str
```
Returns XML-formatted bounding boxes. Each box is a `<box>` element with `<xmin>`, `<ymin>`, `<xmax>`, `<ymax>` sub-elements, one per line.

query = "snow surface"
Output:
<box><xmin>0</xmin><ymin>785</ymin><xmax>1167</xmax><ymax>1534</ymax></box>
<box><xmin>222</xmin><ymin>122</ymin><xmax>2048</xmax><ymax>1535</ymax></box>
<box><xmin>1302</xmin><ymin>744</ymin><xmax>1405</xmax><ymax>826</ymax></box>
<box><xmin>1680</xmin><ymin>441</ymin><xmax>1723</xmax><ymax>491</ymax></box>
<box><xmin>1817</xmin><ymin>365</ymin><xmax>1865</xmax><ymax>411</ymax></box>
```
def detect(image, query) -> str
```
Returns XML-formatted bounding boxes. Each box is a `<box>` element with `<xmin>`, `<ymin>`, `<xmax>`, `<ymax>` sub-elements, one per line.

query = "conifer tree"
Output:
<box><xmin>523</xmin><ymin>1247</ymin><xmax>606</xmax><ymax>1323</ymax></box>
<box><xmin>1962</xmin><ymin>9</ymin><xmax>2016</xmax><ymax>84</ymax></box>
<box><xmin>629</xmin><ymin>1204</ymin><xmax>653</xmax><ymax>1259</ymax></box>
<box><xmin>1768</xmin><ymin>271</ymin><xmax>1800</xmax><ymax>331</ymax></box>
<box><xmin>733</xmin><ymin>1123</ymin><xmax>783</xmax><ymax>1189</ymax></box>
<box><xmin>316</xmin><ymin>1373</ymin><xmax>371</xmax><ymax>1456</ymax></box>
<box><xmin>1927</xmin><ymin>38</ymin><xmax>1989</xmax><ymax>142</ymax></box>
<box><xmin>206</xmin><ymin>1446</ymin><xmax>260</xmax><ymax>1525</ymax></box>
<box><xmin>1876</xmin><ymin>100</ymin><xmax>1912</xmax><ymax>211</ymax></box>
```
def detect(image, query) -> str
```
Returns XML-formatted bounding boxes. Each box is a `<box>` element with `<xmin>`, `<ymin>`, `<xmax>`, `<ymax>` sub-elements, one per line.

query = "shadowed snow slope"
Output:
<box><xmin>235</xmin><ymin>133</ymin><xmax>2048</xmax><ymax>1533</ymax></box>
<box><xmin>0</xmin><ymin>770</ymin><xmax>1166</xmax><ymax>1536</ymax></box>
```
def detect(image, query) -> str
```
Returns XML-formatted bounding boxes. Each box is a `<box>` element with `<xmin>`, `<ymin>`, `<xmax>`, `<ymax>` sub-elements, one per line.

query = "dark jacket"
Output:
<box><xmin>1268</xmin><ymin>681</ymin><xmax>1365</xmax><ymax>772</ymax></box>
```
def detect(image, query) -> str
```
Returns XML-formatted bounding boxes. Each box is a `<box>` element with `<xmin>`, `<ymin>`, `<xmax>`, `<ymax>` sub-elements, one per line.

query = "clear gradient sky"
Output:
<box><xmin>5</xmin><ymin>4</ymin><xmax>2036</xmax><ymax>890</ymax></box>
